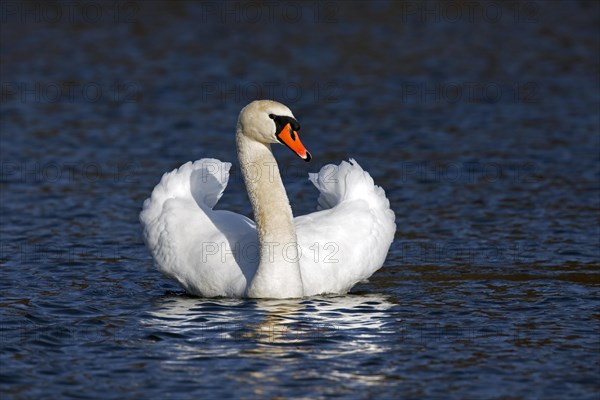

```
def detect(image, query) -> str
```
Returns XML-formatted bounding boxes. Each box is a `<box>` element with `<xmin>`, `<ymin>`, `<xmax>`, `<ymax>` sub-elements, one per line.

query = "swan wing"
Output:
<box><xmin>140</xmin><ymin>159</ymin><xmax>258</xmax><ymax>297</ymax></box>
<box><xmin>295</xmin><ymin>159</ymin><xmax>396</xmax><ymax>296</ymax></box>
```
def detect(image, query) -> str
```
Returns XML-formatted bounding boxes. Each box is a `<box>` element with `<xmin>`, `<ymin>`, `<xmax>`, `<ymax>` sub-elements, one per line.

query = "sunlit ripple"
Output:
<box><xmin>143</xmin><ymin>294</ymin><xmax>397</xmax><ymax>368</ymax></box>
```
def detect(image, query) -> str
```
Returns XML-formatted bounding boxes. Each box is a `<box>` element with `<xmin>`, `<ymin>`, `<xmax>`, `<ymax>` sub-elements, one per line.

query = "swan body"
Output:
<box><xmin>140</xmin><ymin>100</ymin><xmax>395</xmax><ymax>298</ymax></box>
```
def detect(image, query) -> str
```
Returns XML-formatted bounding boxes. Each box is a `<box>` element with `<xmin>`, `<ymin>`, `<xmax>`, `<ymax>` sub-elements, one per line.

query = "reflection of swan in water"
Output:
<box><xmin>143</xmin><ymin>293</ymin><xmax>397</xmax><ymax>365</ymax></box>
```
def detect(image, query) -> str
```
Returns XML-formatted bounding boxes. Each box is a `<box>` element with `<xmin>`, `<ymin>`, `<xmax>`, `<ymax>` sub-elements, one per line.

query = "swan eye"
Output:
<box><xmin>290</xmin><ymin>120</ymin><xmax>300</xmax><ymax>131</ymax></box>
<box><xmin>271</xmin><ymin>114</ymin><xmax>301</xmax><ymax>135</ymax></box>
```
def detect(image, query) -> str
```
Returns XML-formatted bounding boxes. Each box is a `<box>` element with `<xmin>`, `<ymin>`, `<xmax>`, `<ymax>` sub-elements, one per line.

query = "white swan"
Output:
<box><xmin>140</xmin><ymin>100</ymin><xmax>395</xmax><ymax>298</ymax></box>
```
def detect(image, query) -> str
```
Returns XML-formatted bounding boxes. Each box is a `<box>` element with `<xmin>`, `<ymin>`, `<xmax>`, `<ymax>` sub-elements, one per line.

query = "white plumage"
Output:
<box><xmin>140</xmin><ymin>100</ymin><xmax>395</xmax><ymax>298</ymax></box>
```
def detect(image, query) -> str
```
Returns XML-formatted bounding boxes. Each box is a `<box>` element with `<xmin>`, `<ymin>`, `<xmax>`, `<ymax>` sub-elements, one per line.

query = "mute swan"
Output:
<box><xmin>140</xmin><ymin>100</ymin><xmax>395</xmax><ymax>298</ymax></box>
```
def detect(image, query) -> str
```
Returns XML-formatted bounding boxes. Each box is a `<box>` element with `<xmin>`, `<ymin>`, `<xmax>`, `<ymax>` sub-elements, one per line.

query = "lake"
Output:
<box><xmin>1</xmin><ymin>1</ymin><xmax>599</xmax><ymax>399</ymax></box>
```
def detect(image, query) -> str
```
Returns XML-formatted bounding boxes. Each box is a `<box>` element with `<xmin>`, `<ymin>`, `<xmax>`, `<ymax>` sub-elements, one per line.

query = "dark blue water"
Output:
<box><xmin>1</xmin><ymin>1</ymin><xmax>599</xmax><ymax>399</ymax></box>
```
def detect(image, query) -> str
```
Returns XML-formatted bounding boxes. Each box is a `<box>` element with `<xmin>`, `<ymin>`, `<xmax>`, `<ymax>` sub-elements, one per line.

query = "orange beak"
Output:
<box><xmin>276</xmin><ymin>123</ymin><xmax>311</xmax><ymax>162</ymax></box>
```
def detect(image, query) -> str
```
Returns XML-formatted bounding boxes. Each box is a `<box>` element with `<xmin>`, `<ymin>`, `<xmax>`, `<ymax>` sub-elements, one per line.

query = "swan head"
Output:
<box><xmin>238</xmin><ymin>100</ymin><xmax>311</xmax><ymax>162</ymax></box>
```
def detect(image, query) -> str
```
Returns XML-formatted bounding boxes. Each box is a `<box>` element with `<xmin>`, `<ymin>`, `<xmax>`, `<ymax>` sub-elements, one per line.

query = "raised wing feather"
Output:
<box><xmin>295</xmin><ymin>160</ymin><xmax>396</xmax><ymax>296</ymax></box>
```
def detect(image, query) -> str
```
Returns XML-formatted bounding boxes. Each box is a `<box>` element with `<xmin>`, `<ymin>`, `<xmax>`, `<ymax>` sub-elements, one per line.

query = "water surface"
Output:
<box><xmin>1</xmin><ymin>1</ymin><xmax>599</xmax><ymax>399</ymax></box>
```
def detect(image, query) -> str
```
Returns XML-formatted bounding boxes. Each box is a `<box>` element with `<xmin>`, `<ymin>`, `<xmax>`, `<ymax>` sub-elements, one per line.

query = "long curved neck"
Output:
<box><xmin>236</xmin><ymin>127</ymin><xmax>303</xmax><ymax>298</ymax></box>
